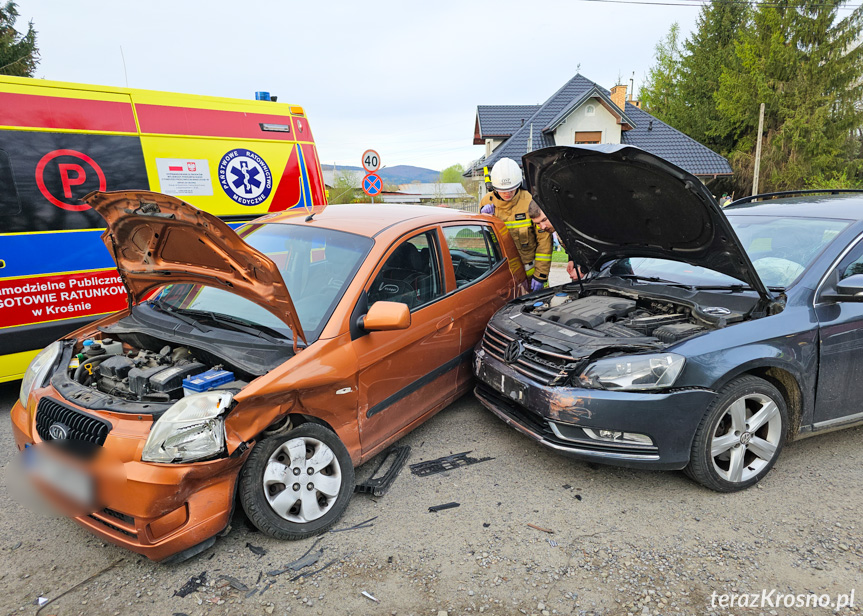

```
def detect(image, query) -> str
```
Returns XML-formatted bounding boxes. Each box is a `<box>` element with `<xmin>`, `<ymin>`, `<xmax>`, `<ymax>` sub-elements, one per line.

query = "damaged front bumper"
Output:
<box><xmin>473</xmin><ymin>345</ymin><xmax>716</xmax><ymax>470</ymax></box>
<box><xmin>11</xmin><ymin>391</ymin><xmax>248</xmax><ymax>561</ymax></box>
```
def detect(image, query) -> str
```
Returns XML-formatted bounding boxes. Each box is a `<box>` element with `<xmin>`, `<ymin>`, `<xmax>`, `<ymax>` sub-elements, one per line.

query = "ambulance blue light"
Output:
<box><xmin>255</xmin><ymin>91</ymin><xmax>271</xmax><ymax>101</ymax></box>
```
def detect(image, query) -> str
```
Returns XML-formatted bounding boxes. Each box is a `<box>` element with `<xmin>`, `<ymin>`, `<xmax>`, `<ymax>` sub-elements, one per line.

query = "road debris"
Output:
<box><xmin>428</xmin><ymin>502</ymin><xmax>460</xmax><ymax>513</ymax></box>
<box><xmin>361</xmin><ymin>590</ymin><xmax>380</xmax><ymax>603</ymax></box>
<box><xmin>217</xmin><ymin>575</ymin><xmax>250</xmax><ymax>592</ymax></box>
<box><xmin>173</xmin><ymin>571</ymin><xmax>207</xmax><ymax>598</ymax></box>
<box><xmin>289</xmin><ymin>554</ymin><xmax>346</xmax><ymax>582</ymax></box>
<box><xmin>36</xmin><ymin>559</ymin><xmax>123</xmax><ymax>615</ymax></box>
<box><xmin>330</xmin><ymin>515</ymin><xmax>378</xmax><ymax>533</ymax></box>
<box><xmin>34</xmin><ymin>597</ymin><xmax>48</xmax><ymax>606</ymax></box>
<box><xmin>548</xmin><ymin>539</ymin><xmax>558</xmax><ymax>547</ymax></box>
<box><xmin>410</xmin><ymin>451</ymin><xmax>493</xmax><ymax>477</ymax></box>
<box><xmin>355</xmin><ymin>445</ymin><xmax>410</xmax><ymax>496</ymax></box>
<box><xmin>246</xmin><ymin>542</ymin><xmax>267</xmax><ymax>557</ymax></box>
<box><xmin>268</xmin><ymin>538</ymin><xmax>325</xmax><ymax>576</ymax></box>
<box><xmin>527</xmin><ymin>523</ymin><xmax>554</xmax><ymax>534</ymax></box>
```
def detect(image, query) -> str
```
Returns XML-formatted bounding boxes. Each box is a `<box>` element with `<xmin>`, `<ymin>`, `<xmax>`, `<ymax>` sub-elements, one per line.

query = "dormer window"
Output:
<box><xmin>585</xmin><ymin>104</ymin><xmax>596</xmax><ymax>116</ymax></box>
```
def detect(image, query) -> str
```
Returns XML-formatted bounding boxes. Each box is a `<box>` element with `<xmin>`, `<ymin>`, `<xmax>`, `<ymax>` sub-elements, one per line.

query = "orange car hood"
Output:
<box><xmin>85</xmin><ymin>190</ymin><xmax>306</xmax><ymax>345</ymax></box>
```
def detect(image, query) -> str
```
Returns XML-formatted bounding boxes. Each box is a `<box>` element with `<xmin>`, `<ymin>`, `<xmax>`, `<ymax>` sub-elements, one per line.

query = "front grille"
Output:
<box><xmin>482</xmin><ymin>324</ymin><xmax>575</xmax><ymax>385</ymax></box>
<box><xmin>35</xmin><ymin>398</ymin><xmax>112</xmax><ymax>446</ymax></box>
<box><xmin>88</xmin><ymin>513</ymin><xmax>138</xmax><ymax>539</ymax></box>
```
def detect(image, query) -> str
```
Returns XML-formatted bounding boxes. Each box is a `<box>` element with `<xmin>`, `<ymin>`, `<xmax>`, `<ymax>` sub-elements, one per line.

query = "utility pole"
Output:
<box><xmin>752</xmin><ymin>103</ymin><xmax>765</xmax><ymax>197</ymax></box>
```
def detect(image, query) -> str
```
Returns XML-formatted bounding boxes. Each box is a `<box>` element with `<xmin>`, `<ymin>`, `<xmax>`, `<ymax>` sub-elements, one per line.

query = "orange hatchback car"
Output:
<box><xmin>12</xmin><ymin>191</ymin><xmax>527</xmax><ymax>561</ymax></box>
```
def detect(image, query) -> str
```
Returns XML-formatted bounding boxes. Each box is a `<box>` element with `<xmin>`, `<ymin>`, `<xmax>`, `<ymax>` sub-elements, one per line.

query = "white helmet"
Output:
<box><xmin>490</xmin><ymin>158</ymin><xmax>522</xmax><ymax>192</ymax></box>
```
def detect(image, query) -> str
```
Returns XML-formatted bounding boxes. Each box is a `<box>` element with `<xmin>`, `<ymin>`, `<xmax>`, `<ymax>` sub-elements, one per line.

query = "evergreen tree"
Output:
<box><xmin>640</xmin><ymin>23</ymin><xmax>683</xmax><ymax>124</ymax></box>
<box><xmin>717</xmin><ymin>0</ymin><xmax>863</xmax><ymax>191</ymax></box>
<box><xmin>0</xmin><ymin>1</ymin><xmax>38</xmax><ymax>77</ymax></box>
<box><xmin>676</xmin><ymin>0</ymin><xmax>750</xmax><ymax>154</ymax></box>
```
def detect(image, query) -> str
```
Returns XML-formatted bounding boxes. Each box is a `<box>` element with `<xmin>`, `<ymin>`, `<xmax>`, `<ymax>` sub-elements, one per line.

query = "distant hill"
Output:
<box><xmin>321</xmin><ymin>164</ymin><xmax>440</xmax><ymax>185</ymax></box>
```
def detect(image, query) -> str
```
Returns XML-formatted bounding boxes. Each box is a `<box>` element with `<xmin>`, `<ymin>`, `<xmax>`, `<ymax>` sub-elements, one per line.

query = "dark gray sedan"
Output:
<box><xmin>473</xmin><ymin>144</ymin><xmax>863</xmax><ymax>492</ymax></box>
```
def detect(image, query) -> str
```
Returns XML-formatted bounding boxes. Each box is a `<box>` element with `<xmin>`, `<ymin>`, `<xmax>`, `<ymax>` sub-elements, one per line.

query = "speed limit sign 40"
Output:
<box><xmin>362</xmin><ymin>149</ymin><xmax>381</xmax><ymax>173</ymax></box>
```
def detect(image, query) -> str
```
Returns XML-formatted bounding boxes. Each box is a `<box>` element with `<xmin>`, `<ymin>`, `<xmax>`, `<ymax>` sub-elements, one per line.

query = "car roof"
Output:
<box><xmin>256</xmin><ymin>203</ymin><xmax>486</xmax><ymax>236</ymax></box>
<box><xmin>724</xmin><ymin>193</ymin><xmax>863</xmax><ymax>220</ymax></box>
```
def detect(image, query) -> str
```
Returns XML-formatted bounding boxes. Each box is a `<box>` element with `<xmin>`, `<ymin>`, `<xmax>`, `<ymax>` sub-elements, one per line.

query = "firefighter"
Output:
<box><xmin>480</xmin><ymin>158</ymin><xmax>553</xmax><ymax>291</ymax></box>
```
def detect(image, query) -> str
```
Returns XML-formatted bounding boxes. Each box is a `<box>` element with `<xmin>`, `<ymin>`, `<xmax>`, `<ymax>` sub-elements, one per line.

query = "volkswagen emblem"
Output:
<box><xmin>503</xmin><ymin>340</ymin><xmax>525</xmax><ymax>364</ymax></box>
<box><xmin>48</xmin><ymin>422</ymin><xmax>69</xmax><ymax>440</ymax></box>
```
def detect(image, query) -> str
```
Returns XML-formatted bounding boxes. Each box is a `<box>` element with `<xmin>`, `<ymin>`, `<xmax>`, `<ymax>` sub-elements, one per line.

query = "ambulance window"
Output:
<box><xmin>0</xmin><ymin>149</ymin><xmax>21</xmax><ymax>216</ymax></box>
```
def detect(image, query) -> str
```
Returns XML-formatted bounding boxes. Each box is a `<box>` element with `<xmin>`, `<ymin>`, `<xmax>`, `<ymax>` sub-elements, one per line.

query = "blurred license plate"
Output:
<box><xmin>482</xmin><ymin>365</ymin><xmax>526</xmax><ymax>401</ymax></box>
<box><xmin>24</xmin><ymin>446</ymin><xmax>94</xmax><ymax>506</ymax></box>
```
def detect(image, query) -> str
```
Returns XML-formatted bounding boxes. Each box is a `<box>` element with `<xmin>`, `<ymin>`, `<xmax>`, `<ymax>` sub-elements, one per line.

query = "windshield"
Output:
<box><xmin>153</xmin><ymin>224</ymin><xmax>373</xmax><ymax>342</ymax></box>
<box><xmin>597</xmin><ymin>215</ymin><xmax>850</xmax><ymax>289</ymax></box>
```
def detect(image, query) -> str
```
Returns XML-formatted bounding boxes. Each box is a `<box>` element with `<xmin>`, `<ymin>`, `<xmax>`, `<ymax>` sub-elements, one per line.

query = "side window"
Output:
<box><xmin>837</xmin><ymin>238</ymin><xmax>863</xmax><ymax>281</ymax></box>
<box><xmin>368</xmin><ymin>231</ymin><xmax>443</xmax><ymax>311</ymax></box>
<box><xmin>443</xmin><ymin>225</ymin><xmax>501</xmax><ymax>287</ymax></box>
<box><xmin>0</xmin><ymin>149</ymin><xmax>21</xmax><ymax>216</ymax></box>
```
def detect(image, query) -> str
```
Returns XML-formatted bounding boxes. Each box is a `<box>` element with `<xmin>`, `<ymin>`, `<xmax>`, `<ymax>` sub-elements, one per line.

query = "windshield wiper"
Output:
<box><xmin>607</xmin><ymin>274</ymin><xmax>694</xmax><ymax>289</ymax></box>
<box><xmin>694</xmin><ymin>284</ymin><xmax>786</xmax><ymax>293</ymax></box>
<box><xmin>148</xmin><ymin>300</ymin><xmax>211</xmax><ymax>333</ymax></box>
<box><xmin>175</xmin><ymin>309</ymin><xmax>289</xmax><ymax>344</ymax></box>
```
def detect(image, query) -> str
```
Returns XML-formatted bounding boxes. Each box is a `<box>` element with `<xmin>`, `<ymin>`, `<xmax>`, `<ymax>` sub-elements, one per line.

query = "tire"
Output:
<box><xmin>686</xmin><ymin>375</ymin><xmax>788</xmax><ymax>492</ymax></box>
<box><xmin>239</xmin><ymin>423</ymin><xmax>355</xmax><ymax>540</ymax></box>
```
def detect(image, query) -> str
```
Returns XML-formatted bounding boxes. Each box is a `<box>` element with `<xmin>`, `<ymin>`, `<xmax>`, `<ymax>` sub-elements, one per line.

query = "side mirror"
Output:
<box><xmin>822</xmin><ymin>273</ymin><xmax>863</xmax><ymax>302</ymax></box>
<box><xmin>359</xmin><ymin>301</ymin><xmax>411</xmax><ymax>331</ymax></box>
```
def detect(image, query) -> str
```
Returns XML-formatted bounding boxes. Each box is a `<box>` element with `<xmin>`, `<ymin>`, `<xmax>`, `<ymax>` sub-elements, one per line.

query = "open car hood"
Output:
<box><xmin>523</xmin><ymin>145</ymin><xmax>772</xmax><ymax>301</ymax></box>
<box><xmin>86</xmin><ymin>190</ymin><xmax>306</xmax><ymax>345</ymax></box>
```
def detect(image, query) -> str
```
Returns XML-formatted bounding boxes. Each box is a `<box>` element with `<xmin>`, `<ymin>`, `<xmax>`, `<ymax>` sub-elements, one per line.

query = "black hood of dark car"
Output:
<box><xmin>522</xmin><ymin>144</ymin><xmax>772</xmax><ymax>301</ymax></box>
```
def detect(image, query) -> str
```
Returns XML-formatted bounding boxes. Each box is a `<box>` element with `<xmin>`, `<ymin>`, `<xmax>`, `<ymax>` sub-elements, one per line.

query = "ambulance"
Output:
<box><xmin>0</xmin><ymin>76</ymin><xmax>327</xmax><ymax>382</ymax></box>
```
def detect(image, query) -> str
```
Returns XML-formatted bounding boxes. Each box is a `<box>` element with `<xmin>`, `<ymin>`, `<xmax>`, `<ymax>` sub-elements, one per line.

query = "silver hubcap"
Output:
<box><xmin>711</xmin><ymin>392</ymin><xmax>782</xmax><ymax>483</ymax></box>
<box><xmin>263</xmin><ymin>436</ymin><xmax>342</xmax><ymax>522</ymax></box>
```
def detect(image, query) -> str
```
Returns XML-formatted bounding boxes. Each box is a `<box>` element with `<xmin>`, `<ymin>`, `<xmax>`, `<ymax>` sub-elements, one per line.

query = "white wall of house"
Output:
<box><xmin>552</xmin><ymin>99</ymin><xmax>622</xmax><ymax>146</ymax></box>
<box><xmin>486</xmin><ymin>138</ymin><xmax>506</xmax><ymax>156</ymax></box>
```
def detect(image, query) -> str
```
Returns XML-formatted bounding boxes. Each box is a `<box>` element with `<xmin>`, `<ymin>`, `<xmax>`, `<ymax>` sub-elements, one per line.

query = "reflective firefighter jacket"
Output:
<box><xmin>480</xmin><ymin>189</ymin><xmax>553</xmax><ymax>282</ymax></box>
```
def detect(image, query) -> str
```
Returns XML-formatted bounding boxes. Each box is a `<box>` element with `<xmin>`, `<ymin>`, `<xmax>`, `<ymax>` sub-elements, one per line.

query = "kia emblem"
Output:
<box><xmin>48</xmin><ymin>422</ymin><xmax>69</xmax><ymax>440</ymax></box>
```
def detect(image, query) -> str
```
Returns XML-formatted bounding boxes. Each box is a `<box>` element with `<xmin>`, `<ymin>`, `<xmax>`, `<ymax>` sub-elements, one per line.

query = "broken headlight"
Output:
<box><xmin>580</xmin><ymin>353</ymin><xmax>684</xmax><ymax>391</ymax></box>
<box><xmin>19</xmin><ymin>341</ymin><xmax>62</xmax><ymax>408</ymax></box>
<box><xmin>142</xmin><ymin>392</ymin><xmax>233</xmax><ymax>463</ymax></box>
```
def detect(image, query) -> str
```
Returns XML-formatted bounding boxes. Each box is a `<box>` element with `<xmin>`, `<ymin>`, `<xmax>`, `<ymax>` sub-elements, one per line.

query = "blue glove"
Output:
<box><xmin>530</xmin><ymin>277</ymin><xmax>545</xmax><ymax>292</ymax></box>
<box><xmin>480</xmin><ymin>204</ymin><xmax>495</xmax><ymax>215</ymax></box>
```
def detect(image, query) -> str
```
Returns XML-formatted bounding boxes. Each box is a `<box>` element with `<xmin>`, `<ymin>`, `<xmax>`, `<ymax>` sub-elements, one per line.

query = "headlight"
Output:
<box><xmin>142</xmin><ymin>392</ymin><xmax>233</xmax><ymax>463</ymax></box>
<box><xmin>580</xmin><ymin>353</ymin><xmax>685</xmax><ymax>391</ymax></box>
<box><xmin>19</xmin><ymin>342</ymin><xmax>62</xmax><ymax>407</ymax></box>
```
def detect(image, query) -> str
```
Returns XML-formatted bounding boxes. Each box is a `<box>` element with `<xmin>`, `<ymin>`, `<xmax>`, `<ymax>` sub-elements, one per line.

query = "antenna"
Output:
<box><xmin>120</xmin><ymin>46</ymin><xmax>129</xmax><ymax>87</ymax></box>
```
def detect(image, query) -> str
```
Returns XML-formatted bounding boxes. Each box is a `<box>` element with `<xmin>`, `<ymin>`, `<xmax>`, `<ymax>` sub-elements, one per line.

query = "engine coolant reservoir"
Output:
<box><xmin>549</xmin><ymin>292</ymin><xmax>569</xmax><ymax>307</ymax></box>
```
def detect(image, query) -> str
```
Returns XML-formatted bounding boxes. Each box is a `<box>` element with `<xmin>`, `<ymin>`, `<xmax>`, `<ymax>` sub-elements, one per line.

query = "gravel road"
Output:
<box><xmin>1</xmin><ymin>376</ymin><xmax>861</xmax><ymax>616</ymax></box>
<box><xmin>1</xmin><ymin>268</ymin><xmax>861</xmax><ymax>616</ymax></box>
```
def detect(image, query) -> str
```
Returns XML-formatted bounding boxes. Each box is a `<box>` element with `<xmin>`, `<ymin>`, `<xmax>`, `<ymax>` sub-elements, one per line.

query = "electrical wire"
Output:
<box><xmin>574</xmin><ymin>0</ymin><xmax>860</xmax><ymax>8</ymax></box>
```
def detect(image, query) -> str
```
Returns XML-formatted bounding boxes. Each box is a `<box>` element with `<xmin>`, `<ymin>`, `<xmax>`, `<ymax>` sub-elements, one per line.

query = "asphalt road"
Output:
<box><xmin>1</xmin><ymin>374</ymin><xmax>861</xmax><ymax>616</ymax></box>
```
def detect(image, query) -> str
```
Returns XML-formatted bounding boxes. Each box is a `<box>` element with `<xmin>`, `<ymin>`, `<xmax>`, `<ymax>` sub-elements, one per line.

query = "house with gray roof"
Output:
<box><xmin>469</xmin><ymin>73</ymin><xmax>731</xmax><ymax>181</ymax></box>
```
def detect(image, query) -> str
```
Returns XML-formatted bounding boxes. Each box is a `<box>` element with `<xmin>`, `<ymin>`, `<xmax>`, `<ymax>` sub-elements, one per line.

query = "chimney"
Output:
<box><xmin>610</xmin><ymin>84</ymin><xmax>627</xmax><ymax>110</ymax></box>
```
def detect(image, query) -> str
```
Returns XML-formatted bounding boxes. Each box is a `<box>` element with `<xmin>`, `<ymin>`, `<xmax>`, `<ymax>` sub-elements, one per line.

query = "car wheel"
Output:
<box><xmin>686</xmin><ymin>375</ymin><xmax>787</xmax><ymax>492</ymax></box>
<box><xmin>239</xmin><ymin>423</ymin><xmax>355</xmax><ymax>540</ymax></box>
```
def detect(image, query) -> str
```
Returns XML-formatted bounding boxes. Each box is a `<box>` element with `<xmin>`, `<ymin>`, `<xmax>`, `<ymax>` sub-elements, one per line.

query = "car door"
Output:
<box><xmin>439</xmin><ymin>223</ymin><xmax>518</xmax><ymax>388</ymax></box>
<box><xmin>354</xmin><ymin>227</ymin><xmax>461</xmax><ymax>454</ymax></box>
<box><xmin>814</xmin><ymin>235</ymin><xmax>863</xmax><ymax>425</ymax></box>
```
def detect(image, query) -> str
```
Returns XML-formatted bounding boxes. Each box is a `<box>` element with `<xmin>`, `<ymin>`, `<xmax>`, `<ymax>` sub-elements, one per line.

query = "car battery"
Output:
<box><xmin>183</xmin><ymin>369</ymin><xmax>235</xmax><ymax>396</ymax></box>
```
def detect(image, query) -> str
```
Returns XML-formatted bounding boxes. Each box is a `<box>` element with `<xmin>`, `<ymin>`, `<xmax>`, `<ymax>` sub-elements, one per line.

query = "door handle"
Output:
<box><xmin>436</xmin><ymin>317</ymin><xmax>454</xmax><ymax>333</ymax></box>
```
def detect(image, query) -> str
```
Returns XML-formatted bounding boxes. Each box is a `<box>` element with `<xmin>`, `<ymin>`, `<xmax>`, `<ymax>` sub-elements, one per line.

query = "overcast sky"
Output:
<box><xmin>20</xmin><ymin>0</ymin><xmax>701</xmax><ymax>172</ymax></box>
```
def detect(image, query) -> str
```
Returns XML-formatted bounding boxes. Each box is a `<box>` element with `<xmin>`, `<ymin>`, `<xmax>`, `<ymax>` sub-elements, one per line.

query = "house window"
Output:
<box><xmin>585</xmin><ymin>104</ymin><xmax>596</xmax><ymax>116</ymax></box>
<box><xmin>575</xmin><ymin>131</ymin><xmax>602</xmax><ymax>144</ymax></box>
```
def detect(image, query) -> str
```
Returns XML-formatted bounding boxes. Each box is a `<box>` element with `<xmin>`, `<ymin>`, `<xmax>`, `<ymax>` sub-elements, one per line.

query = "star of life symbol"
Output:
<box><xmin>218</xmin><ymin>148</ymin><xmax>273</xmax><ymax>206</ymax></box>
